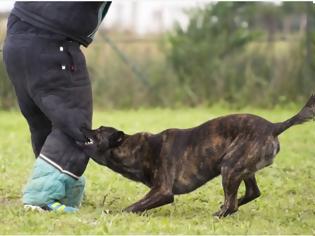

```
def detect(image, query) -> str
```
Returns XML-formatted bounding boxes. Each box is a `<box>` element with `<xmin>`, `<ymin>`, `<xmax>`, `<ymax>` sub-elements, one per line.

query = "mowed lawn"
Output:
<box><xmin>0</xmin><ymin>107</ymin><xmax>314</xmax><ymax>234</ymax></box>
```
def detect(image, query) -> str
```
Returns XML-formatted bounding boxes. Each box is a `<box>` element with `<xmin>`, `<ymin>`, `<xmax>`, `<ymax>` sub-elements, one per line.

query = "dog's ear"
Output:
<box><xmin>109</xmin><ymin>131</ymin><xmax>125</xmax><ymax>148</ymax></box>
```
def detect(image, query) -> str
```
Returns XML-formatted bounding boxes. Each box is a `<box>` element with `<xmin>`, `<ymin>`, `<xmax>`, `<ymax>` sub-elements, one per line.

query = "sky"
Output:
<box><xmin>0</xmin><ymin>0</ymin><xmax>211</xmax><ymax>34</ymax></box>
<box><xmin>103</xmin><ymin>1</ymin><xmax>210</xmax><ymax>34</ymax></box>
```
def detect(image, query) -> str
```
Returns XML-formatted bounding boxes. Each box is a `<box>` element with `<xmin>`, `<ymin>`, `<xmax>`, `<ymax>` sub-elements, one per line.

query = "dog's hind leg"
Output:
<box><xmin>213</xmin><ymin>166</ymin><xmax>243</xmax><ymax>218</ymax></box>
<box><xmin>213</xmin><ymin>140</ymin><xmax>252</xmax><ymax>218</ymax></box>
<box><xmin>238</xmin><ymin>174</ymin><xmax>261</xmax><ymax>207</ymax></box>
<box><xmin>123</xmin><ymin>187</ymin><xmax>174</xmax><ymax>213</ymax></box>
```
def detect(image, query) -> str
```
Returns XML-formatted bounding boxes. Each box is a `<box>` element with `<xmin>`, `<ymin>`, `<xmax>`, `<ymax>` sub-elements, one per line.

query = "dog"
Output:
<box><xmin>78</xmin><ymin>95</ymin><xmax>315</xmax><ymax>217</ymax></box>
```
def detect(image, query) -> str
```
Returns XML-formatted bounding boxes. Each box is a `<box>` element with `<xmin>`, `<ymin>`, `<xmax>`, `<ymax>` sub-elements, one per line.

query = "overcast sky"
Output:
<box><xmin>0</xmin><ymin>0</ymin><xmax>211</xmax><ymax>34</ymax></box>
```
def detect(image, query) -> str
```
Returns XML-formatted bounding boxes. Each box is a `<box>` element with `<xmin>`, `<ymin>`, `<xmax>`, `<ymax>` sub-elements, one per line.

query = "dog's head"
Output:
<box><xmin>77</xmin><ymin>126</ymin><xmax>125</xmax><ymax>165</ymax></box>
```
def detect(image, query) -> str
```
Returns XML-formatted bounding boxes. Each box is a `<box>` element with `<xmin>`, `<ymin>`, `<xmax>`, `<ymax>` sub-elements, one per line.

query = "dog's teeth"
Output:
<box><xmin>84</xmin><ymin>138</ymin><xmax>94</xmax><ymax>145</ymax></box>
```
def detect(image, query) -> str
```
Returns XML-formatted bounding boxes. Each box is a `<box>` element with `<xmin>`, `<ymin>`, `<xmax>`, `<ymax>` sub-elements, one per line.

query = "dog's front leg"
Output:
<box><xmin>123</xmin><ymin>187</ymin><xmax>174</xmax><ymax>213</ymax></box>
<box><xmin>124</xmin><ymin>146</ymin><xmax>176</xmax><ymax>213</ymax></box>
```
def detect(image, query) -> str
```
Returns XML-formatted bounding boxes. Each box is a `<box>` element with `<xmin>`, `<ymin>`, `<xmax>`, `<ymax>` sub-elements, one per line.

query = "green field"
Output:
<box><xmin>0</xmin><ymin>107</ymin><xmax>314</xmax><ymax>234</ymax></box>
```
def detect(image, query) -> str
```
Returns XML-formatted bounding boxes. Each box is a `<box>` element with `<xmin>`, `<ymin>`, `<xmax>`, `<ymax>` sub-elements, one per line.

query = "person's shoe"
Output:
<box><xmin>24</xmin><ymin>204</ymin><xmax>45</xmax><ymax>212</ymax></box>
<box><xmin>42</xmin><ymin>201</ymin><xmax>78</xmax><ymax>213</ymax></box>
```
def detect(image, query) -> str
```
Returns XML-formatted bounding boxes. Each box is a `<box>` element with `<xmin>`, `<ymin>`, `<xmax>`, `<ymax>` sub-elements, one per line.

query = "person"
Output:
<box><xmin>3</xmin><ymin>1</ymin><xmax>112</xmax><ymax>212</ymax></box>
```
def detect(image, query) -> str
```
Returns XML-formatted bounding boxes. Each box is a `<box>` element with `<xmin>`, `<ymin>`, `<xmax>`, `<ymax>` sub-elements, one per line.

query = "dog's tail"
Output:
<box><xmin>273</xmin><ymin>95</ymin><xmax>315</xmax><ymax>136</ymax></box>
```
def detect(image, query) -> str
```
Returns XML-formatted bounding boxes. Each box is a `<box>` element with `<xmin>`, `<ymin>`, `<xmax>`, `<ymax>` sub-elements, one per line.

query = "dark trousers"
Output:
<box><xmin>3</xmin><ymin>14</ymin><xmax>92</xmax><ymax>177</ymax></box>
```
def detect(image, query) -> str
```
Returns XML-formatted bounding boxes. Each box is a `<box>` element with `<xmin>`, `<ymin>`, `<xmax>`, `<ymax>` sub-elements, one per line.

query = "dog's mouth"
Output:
<box><xmin>84</xmin><ymin>137</ymin><xmax>94</xmax><ymax>145</ymax></box>
<box><xmin>80</xmin><ymin>127</ymin><xmax>97</xmax><ymax>146</ymax></box>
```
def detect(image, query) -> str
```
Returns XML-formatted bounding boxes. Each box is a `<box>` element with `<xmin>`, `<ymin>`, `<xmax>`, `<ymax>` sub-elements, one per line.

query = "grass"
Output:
<box><xmin>0</xmin><ymin>106</ymin><xmax>314</xmax><ymax>234</ymax></box>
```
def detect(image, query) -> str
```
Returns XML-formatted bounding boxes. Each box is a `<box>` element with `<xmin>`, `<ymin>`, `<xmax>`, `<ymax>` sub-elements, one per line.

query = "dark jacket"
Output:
<box><xmin>11</xmin><ymin>1</ymin><xmax>111</xmax><ymax>47</ymax></box>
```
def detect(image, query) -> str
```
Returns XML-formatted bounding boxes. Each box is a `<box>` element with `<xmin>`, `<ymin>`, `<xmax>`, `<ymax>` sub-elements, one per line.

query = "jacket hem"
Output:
<box><xmin>39</xmin><ymin>153</ymin><xmax>80</xmax><ymax>180</ymax></box>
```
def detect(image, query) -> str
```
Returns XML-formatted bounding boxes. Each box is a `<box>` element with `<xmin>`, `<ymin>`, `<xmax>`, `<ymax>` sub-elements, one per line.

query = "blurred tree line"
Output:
<box><xmin>166</xmin><ymin>2</ymin><xmax>315</xmax><ymax>107</ymax></box>
<box><xmin>0</xmin><ymin>2</ymin><xmax>314</xmax><ymax>110</ymax></box>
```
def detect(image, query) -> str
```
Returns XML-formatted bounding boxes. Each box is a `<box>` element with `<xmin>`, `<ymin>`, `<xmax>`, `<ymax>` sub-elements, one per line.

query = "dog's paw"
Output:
<box><xmin>123</xmin><ymin>205</ymin><xmax>138</xmax><ymax>213</ymax></box>
<box><xmin>213</xmin><ymin>207</ymin><xmax>237</xmax><ymax>218</ymax></box>
<box><xmin>212</xmin><ymin>210</ymin><xmax>223</xmax><ymax>218</ymax></box>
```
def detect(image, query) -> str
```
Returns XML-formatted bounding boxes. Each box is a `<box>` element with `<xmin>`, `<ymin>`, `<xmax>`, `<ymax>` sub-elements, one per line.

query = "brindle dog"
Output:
<box><xmin>78</xmin><ymin>95</ymin><xmax>315</xmax><ymax>217</ymax></box>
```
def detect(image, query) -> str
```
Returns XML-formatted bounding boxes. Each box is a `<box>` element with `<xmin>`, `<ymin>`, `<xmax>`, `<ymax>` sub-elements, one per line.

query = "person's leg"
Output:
<box><xmin>23</xmin><ymin>158</ymin><xmax>66</xmax><ymax>206</ymax></box>
<box><xmin>23</xmin><ymin>157</ymin><xmax>82</xmax><ymax>212</ymax></box>
<box><xmin>63</xmin><ymin>175</ymin><xmax>86</xmax><ymax>207</ymax></box>
<box><xmin>3</xmin><ymin>34</ymin><xmax>78</xmax><ymax>212</ymax></box>
<box><xmin>3</xmin><ymin>15</ymin><xmax>52</xmax><ymax>158</ymax></box>
<box><xmin>22</xmin><ymin>128</ymin><xmax>88</xmax><ymax>209</ymax></box>
<box><xmin>26</xmin><ymin>39</ymin><xmax>92</xmax><ymax>209</ymax></box>
<box><xmin>28</xmin><ymin>111</ymin><xmax>51</xmax><ymax>158</ymax></box>
<box><xmin>27</xmin><ymin>37</ymin><xmax>93</xmax><ymax>173</ymax></box>
<box><xmin>3</xmin><ymin>15</ymin><xmax>92</xmax><ymax>211</ymax></box>
<box><xmin>13</xmin><ymin>90</ymin><xmax>51</xmax><ymax>158</ymax></box>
